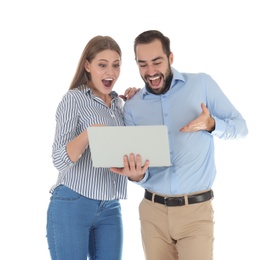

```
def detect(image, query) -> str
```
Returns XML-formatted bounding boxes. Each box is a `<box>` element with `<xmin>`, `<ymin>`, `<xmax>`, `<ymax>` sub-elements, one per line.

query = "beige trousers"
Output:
<box><xmin>139</xmin><ymin>195</ymin><xmax>214</xmax><ymax>260</ymax></box>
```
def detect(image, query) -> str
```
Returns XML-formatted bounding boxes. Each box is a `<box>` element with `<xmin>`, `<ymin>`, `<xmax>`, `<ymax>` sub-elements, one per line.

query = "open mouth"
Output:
<box><xmin>148</xmin><ymin>75</ymin><xmax>162</xmax><ymax>87</ymax></box>
<box><xmin>102</xmin><ymin>78</ymin><xmax>113</xmax><ymax>88</ymax></box>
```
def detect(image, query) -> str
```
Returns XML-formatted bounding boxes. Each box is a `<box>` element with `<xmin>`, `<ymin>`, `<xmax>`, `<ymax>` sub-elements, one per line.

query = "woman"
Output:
<box><xmin>46</xmin><ymin>36</ymin><xmax>137</xmax><ymax>260</ymax></box>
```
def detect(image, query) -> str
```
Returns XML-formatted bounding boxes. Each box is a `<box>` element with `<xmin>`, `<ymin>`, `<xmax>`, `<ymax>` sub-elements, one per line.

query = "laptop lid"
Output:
<box><xmin>87</xmin><ymin>125</ymin><xmax>171</xmax><ymax>168</ymax></box>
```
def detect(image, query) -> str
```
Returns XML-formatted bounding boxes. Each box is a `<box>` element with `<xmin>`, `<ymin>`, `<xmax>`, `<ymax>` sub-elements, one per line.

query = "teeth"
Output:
<box><xmin>104</xmin><ymin>78</ymin><xmax>113</xmax><ymax>81</ymax></box>
<box><xmin>149</xmin><ymin>76</ymin><xmax>160</xmax><ymax>80</ymax></box>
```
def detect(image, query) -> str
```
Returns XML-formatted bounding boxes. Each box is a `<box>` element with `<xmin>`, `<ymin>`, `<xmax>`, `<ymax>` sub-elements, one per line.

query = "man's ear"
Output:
<box><xmin>169</xmin><ymin>52</ymin><xmax>174</xmax><ymax>65</ymax></box>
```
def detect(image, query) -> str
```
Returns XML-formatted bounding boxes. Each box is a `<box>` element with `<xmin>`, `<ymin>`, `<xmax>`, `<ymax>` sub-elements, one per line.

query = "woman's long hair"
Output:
<box><xmin>69</xmin><ymin>36</ymin><xmax>122</xmax><ymax>90</ymax></box>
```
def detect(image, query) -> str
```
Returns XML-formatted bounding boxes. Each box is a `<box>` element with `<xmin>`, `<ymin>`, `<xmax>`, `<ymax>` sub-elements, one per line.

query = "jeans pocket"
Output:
<box><xmin>51</xmin><ymin>185</ymin><xmax>81</xmax><ymax>201</ymax></box>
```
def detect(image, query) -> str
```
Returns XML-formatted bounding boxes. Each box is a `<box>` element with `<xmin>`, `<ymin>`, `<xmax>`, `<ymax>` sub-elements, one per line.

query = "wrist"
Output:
<box><xmin>128</xmin><ymin>173</ymin><xmax>145</xmax><ymax>182</ymax></box>
<box><xmin>208</xmin><ymin>116</ymin><xmax>215</xmax><ymax>133</ymax></box>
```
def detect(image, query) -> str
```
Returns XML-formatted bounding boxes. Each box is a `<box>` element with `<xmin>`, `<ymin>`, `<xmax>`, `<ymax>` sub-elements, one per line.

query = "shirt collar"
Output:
<box><xmin>80</xmin><ymin>84</ymin><xmax>118</xmax><ymax>99</ymax></box>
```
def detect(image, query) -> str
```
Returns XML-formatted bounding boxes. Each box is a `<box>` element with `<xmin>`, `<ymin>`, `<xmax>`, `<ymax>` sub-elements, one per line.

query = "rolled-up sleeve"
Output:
<box><xmin>52</xmin><ymin>93</ymin><xmax>78</xmax><ymax>172</ymax></box>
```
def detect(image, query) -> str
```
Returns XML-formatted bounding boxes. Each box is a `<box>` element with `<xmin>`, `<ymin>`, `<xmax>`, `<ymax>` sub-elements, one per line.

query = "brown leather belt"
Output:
<box><xmin>144</xmin><ymin>189</ymin><xmax>214</xmax><ymax>207</ymax></box>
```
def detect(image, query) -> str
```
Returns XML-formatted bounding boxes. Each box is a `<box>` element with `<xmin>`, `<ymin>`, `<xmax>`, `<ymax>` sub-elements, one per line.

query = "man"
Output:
<box><xmin>111</xmin><ymin>30</ymin><xmax>248</xmax><ymax>260</ymax></box>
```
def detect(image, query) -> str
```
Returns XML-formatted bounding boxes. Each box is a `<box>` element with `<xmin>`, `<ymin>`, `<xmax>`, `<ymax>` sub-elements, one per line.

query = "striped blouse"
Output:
<box><xmin>50</xmin><ymin>85</ymin><xmax>127</xmax><ymax>200</ymax></box>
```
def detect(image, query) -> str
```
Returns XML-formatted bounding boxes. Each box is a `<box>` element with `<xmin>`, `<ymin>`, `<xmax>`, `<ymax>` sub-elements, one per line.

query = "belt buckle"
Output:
<box><xmin>164</xmin><ymin>197</ymin><xmax>185</xmax><ymax>207</ymax></box>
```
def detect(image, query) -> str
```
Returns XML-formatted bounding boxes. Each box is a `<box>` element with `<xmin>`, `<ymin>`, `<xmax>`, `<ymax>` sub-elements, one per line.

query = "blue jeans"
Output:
<box><xmin>46</xmin><ymin>185</ymin><xmax>123</xmax><ymax>260</ymax></box>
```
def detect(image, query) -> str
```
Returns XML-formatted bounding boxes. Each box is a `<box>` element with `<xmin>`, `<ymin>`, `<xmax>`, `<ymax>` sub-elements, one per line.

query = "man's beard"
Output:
<box><xmin>144</xmin><ymin>67</ymin><xmax>173</xmax><ymax>95</ymax></box>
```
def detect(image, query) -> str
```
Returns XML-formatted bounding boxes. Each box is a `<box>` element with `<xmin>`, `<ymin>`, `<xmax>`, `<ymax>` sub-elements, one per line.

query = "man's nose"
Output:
<box><xmin>146</xmin><ymin>64</ymin><xmax>156</xmax><ymax>75</ymax></box>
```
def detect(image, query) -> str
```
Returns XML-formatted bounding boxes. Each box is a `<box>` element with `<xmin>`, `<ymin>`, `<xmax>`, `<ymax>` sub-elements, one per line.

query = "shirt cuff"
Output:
<box><xmin>211</xmin><ymin>117</ymin><xmax>226</xmax><ymax>136</ymax></box>
<box><xmin>129</xmin><ymin>169</ymin><xmax>149</xmax><ymax>184</ymax></box>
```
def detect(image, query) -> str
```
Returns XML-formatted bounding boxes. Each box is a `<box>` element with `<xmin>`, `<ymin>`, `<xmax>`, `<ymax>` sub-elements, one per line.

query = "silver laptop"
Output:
<box><xmin>87</xmin><ymin>125</ymin><xmax>171</xmax><ymax>168</ymax></box>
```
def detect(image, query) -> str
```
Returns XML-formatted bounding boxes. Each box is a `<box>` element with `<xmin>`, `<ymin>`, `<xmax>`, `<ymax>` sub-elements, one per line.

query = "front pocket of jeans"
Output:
<box><xmin>52</xmin><ymin>185</ymin><xmax>81</xmax><ymax>201</ymax></box>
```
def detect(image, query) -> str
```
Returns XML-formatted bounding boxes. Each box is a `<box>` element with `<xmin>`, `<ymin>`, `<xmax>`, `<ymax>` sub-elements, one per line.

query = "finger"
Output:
<box><xmin>142</xmin><ymin>160</ymin><xmax>150</xmax><ymax>172</ymax></box>
<box><xmin>119</xmin><ymin>95</ymin><xmax>127</xmax><ymax>101</ymax></box>
<box><xmin>110</xmin><ymin>167</ymin><xmax>122</xmax><ymax>174</ymax></box>
<box><xmin>120</xmin><ymin>88</ymin><xmax>132</xmax><ymax>100</ymax></box>
<box><xmin>135</xmin><ymin>154</ymin><xmax>143</xmax><ymax>171</ymax></box>
<box><xmin>128</xmin><ymin>153</ymin><xmax>136</xmax><ymax>169</ymax></box>
<box><xmin>180</xmin><ymin>125</ymin><xmax>191</xmax><ymax>132</ymax></box>
<box><xmin>127</xmin><ymin>87</ymin><xmax>140</xmax><ymax>99</ymax></box>
<box><xmin>123</xmin><ymin>155</ymin><xmax>129</xmax><ymax>169</ymax></box>
<box><xmin>126</xmin><ymin>92</ymin><xmax>134</xmax><ymax>99</ymax></box>
<box><xmin>201</xmin><ymin>103</ymin><xmax>209</xmax><ymax>114</ymax></box>
<box><xmin>124</xmin><ymin>88</ymin><xmax>131</xmax><ymax>94</ymax></box>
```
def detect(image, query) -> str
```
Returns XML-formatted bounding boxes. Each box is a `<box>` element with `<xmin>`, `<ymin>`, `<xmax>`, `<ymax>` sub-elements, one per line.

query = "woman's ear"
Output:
<box><xmin>84</xmin><ymin>60</ymin><xmax>90</xmax><ymax>72</ymax></box>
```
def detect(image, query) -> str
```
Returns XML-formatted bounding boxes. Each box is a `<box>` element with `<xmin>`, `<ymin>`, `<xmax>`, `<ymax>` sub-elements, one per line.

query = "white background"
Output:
<box><xmin>1</xmin><ymin>0</ymin><xmax>279</xmax><ymax>259</ymax></box>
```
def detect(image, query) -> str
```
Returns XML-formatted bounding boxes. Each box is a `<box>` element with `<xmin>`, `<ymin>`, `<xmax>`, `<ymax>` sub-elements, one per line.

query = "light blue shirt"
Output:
<box><xmin>124</xmin><ymin>68</ymin><xmax>248</xmax><ymax>195</ymax></box>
